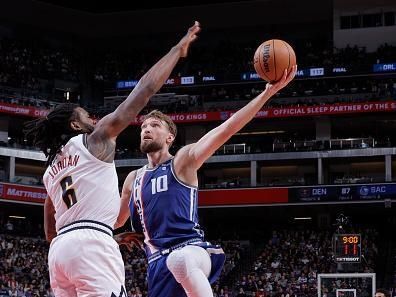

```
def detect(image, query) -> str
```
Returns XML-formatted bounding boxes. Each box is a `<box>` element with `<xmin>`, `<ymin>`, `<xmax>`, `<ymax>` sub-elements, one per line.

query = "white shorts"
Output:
<box><xmin>48</xmin><ymin>221</ymin><xmax>125</xmax><ymax>297</ymax></box>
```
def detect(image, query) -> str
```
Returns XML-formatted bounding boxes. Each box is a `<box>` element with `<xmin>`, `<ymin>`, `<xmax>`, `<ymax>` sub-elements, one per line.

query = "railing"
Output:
<box><xmin>329</xmin><ymin>137</ymin><xmax>375</xmax><ymax>149</ymax></box>
<box><xmin>273</xmin><ymin>137</ymin><xmax>376</xmax><ymax>152</ymax></box>
<box><xmin>333</xmin><ymin>177</ymin><xmax>378</xmax><ymax>184</ymax></box>
<box><xmin>0</xmin><ymin>85</ymin><xmax>59</xmax><ymax>108</ymax></box>
<box><xmin>217</xmin><ymin>143</ymin><xmax>250</xmax><ymax>154</ymax></box>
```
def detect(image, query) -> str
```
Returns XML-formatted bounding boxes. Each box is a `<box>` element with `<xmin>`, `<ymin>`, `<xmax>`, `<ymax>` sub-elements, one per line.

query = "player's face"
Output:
<box><xmin>140</xmin><ymin>117</ymin><xmax>171</xmax><ymax>153</ymax></box>
<box><xmin>72</xmin><ymin>107</ymin><xmax>96</xmax><ymax>134</ymax></box>
<box><xmin>375</xmin><ymin>294</ymin><xmax>385</xmax><ymax>297</ymax></box>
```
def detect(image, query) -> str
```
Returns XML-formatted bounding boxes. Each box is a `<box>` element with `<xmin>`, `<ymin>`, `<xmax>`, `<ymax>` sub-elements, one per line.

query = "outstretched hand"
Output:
<box><xmin>265</xmin><ymin>65</ymin><xmax>298</xmax><ymax>96</ymax></box>
<box><xmin>114</xmin><ymin>232</ymin><xmax>144</xmax><ymax>251</ymax></box>
<box><xmin>177</xmin><ymin>21</ymin><xmax>201</xmax><ymax>57</ymax></box>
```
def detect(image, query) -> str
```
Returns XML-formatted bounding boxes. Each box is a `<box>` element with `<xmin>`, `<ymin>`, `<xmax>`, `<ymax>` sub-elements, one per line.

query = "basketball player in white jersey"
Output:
<box><xmin>24</xmin><ymin>21</ymin><xmax>201</xmax><ymax>297</ymax></box>
<box><xmin>116</xmin><ymin>65</ymin><xmax>297</xmax><ymax>297</ymax></box>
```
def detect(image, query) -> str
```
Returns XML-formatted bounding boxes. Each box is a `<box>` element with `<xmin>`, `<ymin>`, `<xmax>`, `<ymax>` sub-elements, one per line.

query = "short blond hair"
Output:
<box><xmin>142</xmin><ymin>110</ymin><xmax>177</xmax><ymax>138</ymax></box>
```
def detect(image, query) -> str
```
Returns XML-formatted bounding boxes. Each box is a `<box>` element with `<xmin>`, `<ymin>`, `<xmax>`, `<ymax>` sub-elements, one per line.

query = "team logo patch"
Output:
<box><xmin>359</xmin><ymin>186</ymin><xmax>369</xmax><ymax>196</ymax></box>
<box><xmin>298</xmin><ymin>188</ymin><xmax>311</xmax><ymax>198</ymax></box>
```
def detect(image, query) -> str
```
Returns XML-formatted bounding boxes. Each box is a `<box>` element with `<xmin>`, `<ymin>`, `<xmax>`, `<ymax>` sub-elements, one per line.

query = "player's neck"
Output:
<box><xmin>147</xmin><ymin>149</ymin><xmax>172</xmax><ymax>168</ymax></box>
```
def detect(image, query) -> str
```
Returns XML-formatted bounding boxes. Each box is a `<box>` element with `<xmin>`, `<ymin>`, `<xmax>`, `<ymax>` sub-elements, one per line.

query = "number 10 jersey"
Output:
<box><xmin>130</xmin><ymin>158</ymin><xmax>204</xmax><ymax>257</ymax></box>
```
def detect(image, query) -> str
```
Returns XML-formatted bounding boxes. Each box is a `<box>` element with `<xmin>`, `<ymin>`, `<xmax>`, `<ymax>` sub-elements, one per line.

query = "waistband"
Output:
<box><xmin>147</xmin><ymin>238</ymin><xmax>203</xmax><ymax>264</ymax></box>
<box><xmin>57</xmin><ymin>220</ymin><xmax>113</xmax><ymax>237</ymax></box>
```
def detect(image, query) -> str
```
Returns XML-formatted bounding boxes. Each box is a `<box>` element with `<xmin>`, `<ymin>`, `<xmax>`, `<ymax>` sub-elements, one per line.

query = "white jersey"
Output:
<box><xmin>43</xmin><ymin>134</ymin><xmax>120</xmax><ymax>232</ymax></box>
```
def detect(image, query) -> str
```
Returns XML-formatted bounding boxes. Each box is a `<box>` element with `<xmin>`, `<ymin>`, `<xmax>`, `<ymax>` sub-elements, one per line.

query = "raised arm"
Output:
<box><xmin>175</xmin><ymin>66</ymin><xmax>297</xmax><ymax>173</ymax></box>
<box><xmin>114</xmin><ymin>170</ymin><xmax>136</xmax><ymax>229</ymax></box>
<box><xmin>44</xmin><ymin>196</ymin><xmax>56</xmax><ymax>243</ymax></box>
<box><xmin>92</xmin><ymin>22</ymin><xmax>201</xmax><ymax>142</ymax></box>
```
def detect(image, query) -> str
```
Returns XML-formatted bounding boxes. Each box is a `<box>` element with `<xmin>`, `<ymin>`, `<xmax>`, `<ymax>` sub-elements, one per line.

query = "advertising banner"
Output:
<box><xmin>2</xmin><ymin>101</ymin><xmax>396</xmax><ymax>123</ymax></box>
<box><xmin>0</xmin><ymin>182</ymin><xmax>47</xmax><ymax>204</ymax></box>
<box><xmin>0</xmin><ymin>102</ymin><xmax>49</xmax><ymax>118</ymax></box>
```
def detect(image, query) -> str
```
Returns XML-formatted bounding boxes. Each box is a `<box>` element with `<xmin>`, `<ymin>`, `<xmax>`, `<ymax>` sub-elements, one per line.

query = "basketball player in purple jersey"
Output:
<box><xmin>116</xmin><ymin>65</ymin><xmax>297</xmax><ymax>296</ymax></box>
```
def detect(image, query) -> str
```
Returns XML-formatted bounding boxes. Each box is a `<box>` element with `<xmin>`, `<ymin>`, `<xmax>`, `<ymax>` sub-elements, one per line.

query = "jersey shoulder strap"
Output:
<box><xmin>132</xmin><ymin>165</ymin><xmax>147</xmax><ymax>202</ymax></box>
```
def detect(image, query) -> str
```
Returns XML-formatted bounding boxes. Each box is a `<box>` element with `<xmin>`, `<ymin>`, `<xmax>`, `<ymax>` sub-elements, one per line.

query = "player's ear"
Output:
<box><xmin>166</xmin><ymin>133</ymin><xmax>175</xmax><ymax>145</ymax></box>
<box><xmin>70</xmin><ymin>120</ymin><xmax>82</xmax><ymax>132</ymax></box>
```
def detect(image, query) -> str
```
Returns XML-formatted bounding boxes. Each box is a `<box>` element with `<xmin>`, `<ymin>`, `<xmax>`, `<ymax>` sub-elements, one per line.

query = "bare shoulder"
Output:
<box><xmin>122</xmin><ymin>170</ymin><xmax>138</xmax><ymax>193</ymax></box>
<box><xmin>173</xmin><ymin>144</ymin><xmax>198</xmax><ymax>187</ymax></box>
<box><xmin>125</xmin><ymin>170</ymin><xmax>138</xmax><ymax>186</ymax></box>
<box><xmin>86</xmin><ymin>131</ymin><xmax>116</xmax><ymax>163</ymax></box>
<box><xmin>127</xmin><ymin>170</ymin><xmax>138</xmax><ymax>179</ymax></box>
<box><xmin>173</xmin><ymin>144</ymin><xmax>194</xmax><ymax>168</ymax></box>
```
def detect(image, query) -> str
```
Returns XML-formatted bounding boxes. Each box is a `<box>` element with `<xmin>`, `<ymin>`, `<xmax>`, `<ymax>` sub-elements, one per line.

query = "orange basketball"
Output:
<box><xmin>253</xmin><ymin>39</ymin><xmax>296</xmax><ymax>82</ymax></box>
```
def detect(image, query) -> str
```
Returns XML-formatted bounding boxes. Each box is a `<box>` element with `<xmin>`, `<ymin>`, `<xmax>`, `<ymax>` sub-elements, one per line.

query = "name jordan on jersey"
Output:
<box><xmin>47</xmin><ymin>154</ymin><xmax>80</xmax><ymax>179</ymax></box>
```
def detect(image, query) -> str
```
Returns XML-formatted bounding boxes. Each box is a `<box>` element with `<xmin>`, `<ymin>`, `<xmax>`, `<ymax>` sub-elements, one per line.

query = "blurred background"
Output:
<box><xmin>0</xmin><ymin>0</ymin><xmax>395</xmax><ymax>296</ymax></box>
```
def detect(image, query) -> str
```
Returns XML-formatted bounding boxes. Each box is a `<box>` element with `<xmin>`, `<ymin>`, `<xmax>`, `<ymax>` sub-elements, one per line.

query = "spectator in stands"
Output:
<box><xmin>376</xmin><ymin>289</ymin><xmax>391</xmax><ymax>297</ymax></box>
<box><xmin>236</xmin><ymin>287</ymin><xmax>247</xmax><ymax>297</ymax></box>
<box><xmin>236</xmin><ymin>228</ymin><xmax>378</xmax><ymax>297</ymax></box>
<box><xmin>0</xmin><ymin>231</ymin><xmax>247</xmax><ymax>297</ymax></box>
<box><xmin>5</xmin><ymin>221</ymin><xmax>13</xmax><ymax>233</ymax></box>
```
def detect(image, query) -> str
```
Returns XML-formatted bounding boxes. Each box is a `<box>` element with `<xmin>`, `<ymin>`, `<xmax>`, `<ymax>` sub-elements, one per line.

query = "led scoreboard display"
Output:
<box><xmin>333</xmin><ymin>234</ymin><xmax>361</xmax><ymax>263</ymax></box>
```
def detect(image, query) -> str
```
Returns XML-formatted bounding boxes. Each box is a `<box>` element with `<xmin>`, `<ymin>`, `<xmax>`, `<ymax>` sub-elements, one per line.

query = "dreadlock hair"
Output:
<box><xmin>24</xmin><ymin>103</ymin><xmax>80</xmax><ymax>166</ymax></box>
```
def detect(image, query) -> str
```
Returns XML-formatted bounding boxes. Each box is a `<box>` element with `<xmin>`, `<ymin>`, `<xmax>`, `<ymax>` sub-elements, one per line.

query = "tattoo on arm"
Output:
<box><xmin>86</xmin><ymin>134</ymin><xmax>116</xmax><ymax>163</ymax></box>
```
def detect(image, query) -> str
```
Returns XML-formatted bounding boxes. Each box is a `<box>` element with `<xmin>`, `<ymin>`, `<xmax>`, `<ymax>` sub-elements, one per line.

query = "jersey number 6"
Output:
<box><xmin>60</xmin><ymin>176</ymin><xmax>77</xmax><ymax>209</ymax></box>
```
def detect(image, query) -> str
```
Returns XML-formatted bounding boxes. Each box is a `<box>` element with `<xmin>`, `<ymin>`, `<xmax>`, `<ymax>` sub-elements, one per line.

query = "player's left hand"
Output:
<box><xmin>177</xmin><ymin>21</ymin><xmax>201</xmax><ymax>57</ymax></box>
<box><xmin>114</xmin><ymin>232</ymin><xmax>144</xmax><ymax>251</ymax></box>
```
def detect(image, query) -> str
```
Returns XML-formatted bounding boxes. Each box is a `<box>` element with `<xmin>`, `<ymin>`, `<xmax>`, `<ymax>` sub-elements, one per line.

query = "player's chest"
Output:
<box><xmin>134</xmin><ymin>171</ymin><xmax>171</xmax><ymax>203</ymax></box>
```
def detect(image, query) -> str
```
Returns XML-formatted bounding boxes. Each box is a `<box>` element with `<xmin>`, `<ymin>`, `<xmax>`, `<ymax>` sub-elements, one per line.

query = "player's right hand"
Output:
<box><xmin>265</xmin><ymin>65</ymin><xmax>297</xmax><ymax>96</ymax></box>
<box><xmin>114</xmin><ymin>232</ymin><xmax>144</xmax><ymax>251</ymax></box>
<box><xmin>177</xmin><ymin>21</ymin><xmax>201</xmax><ymax>57</ymax></box>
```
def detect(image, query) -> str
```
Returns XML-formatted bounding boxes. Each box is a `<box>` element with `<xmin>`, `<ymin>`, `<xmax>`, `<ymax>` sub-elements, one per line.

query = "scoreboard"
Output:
<box><xmin>333</xmin><ymin>234</ymin><xmax>362</xmax><ymax>263</ymax></box>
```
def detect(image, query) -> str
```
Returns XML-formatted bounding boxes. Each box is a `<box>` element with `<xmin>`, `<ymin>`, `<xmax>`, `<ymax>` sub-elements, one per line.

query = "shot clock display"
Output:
<box><xmin>333</xmin><ymin>234</ymin><xmax>361</xmax><ymax>263</ymax></box>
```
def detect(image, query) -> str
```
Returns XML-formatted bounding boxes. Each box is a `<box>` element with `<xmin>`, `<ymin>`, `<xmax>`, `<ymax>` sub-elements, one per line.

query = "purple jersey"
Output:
<box><xmin>129</xmin><ymin>158</ymin><xmax>204</xmax><ymax>256</ymax></box>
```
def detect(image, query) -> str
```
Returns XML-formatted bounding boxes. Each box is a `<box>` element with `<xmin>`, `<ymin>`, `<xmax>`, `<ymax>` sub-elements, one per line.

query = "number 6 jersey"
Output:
<box><xmin>43</xmin><ymin>134</ymin><xmax>120</xmax><ymax>232</ymax></box>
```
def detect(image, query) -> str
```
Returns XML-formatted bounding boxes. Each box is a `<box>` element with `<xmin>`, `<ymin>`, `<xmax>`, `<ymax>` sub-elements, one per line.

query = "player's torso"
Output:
<box><xmin>131</xmin><ymin>159</ymin><xmax>203</xmax><ymax>254</ymax></box>
<box><xmin>43</xmin><ymin>134</ymin><xmax>120</xmax><ymax>231</ymax></box>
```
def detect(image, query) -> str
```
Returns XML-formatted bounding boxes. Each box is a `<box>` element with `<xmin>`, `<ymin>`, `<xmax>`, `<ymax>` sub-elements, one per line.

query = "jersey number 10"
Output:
<box><xmin>151</xmin><ymin>175</ymin><xmax>168</xmax><ymax>194</ymax></box>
